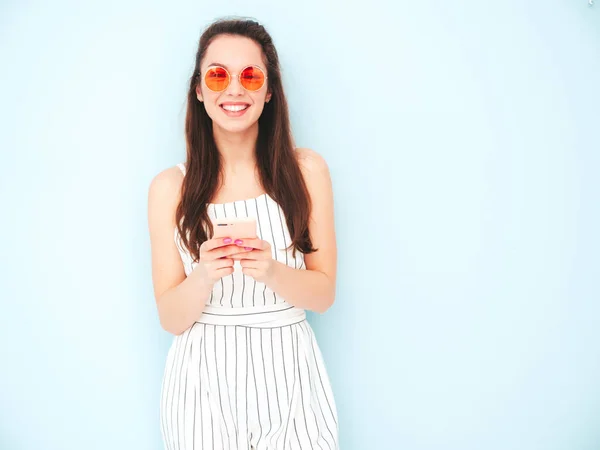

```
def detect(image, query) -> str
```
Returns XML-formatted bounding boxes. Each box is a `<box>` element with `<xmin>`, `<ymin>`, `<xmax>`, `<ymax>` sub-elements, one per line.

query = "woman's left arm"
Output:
<box><xmin>238</xmin><ymin>148</ymin><xmax>337</xmax><ymax>313</ymax></box>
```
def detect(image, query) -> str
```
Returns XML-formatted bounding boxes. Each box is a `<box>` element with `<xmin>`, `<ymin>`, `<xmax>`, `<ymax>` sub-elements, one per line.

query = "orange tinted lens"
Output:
<box><xmin>205</xmin><ymin>66</ymin><xmax>230</xmax><ymax>91</ymax></box>
<box><xmin>240</xmin><ymin>66</ymin><xmax>265</xmax><ymax>91</ymax></box>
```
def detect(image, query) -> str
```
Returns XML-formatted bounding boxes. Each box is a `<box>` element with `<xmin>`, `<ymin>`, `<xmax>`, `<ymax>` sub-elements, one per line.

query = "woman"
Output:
<box><xmin>147</xmin><ymin>18</ymin><xmax>339</xmax><ymax>450</ymax></box>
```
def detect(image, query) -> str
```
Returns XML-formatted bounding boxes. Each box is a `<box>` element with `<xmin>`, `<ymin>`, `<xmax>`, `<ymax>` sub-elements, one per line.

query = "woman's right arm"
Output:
<box><xmin>147</xmin><ymin>167</ymin><xmax>212</xmax><ymax>335</ymax></box>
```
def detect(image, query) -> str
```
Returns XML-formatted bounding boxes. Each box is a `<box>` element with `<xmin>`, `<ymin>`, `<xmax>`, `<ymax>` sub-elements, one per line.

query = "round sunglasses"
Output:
<box><xmin>203</xmin><ymin>65</ymin><xmax>267</xmax><ymax>92</ymax></box>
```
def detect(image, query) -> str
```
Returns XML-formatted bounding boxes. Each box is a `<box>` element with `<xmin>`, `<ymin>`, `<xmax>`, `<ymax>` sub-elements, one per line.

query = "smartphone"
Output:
<box><xmin>212</xmin><ymin>216</ymin><xmax>258</xmax><ymax>240</ymax></box>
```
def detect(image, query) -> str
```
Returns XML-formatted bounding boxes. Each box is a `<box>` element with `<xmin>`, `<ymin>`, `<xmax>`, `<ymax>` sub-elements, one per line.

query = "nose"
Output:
<box><xmin>225</xmin><ymin>74</ymin><xmax>244</xmax><ymax>96</ymax></box>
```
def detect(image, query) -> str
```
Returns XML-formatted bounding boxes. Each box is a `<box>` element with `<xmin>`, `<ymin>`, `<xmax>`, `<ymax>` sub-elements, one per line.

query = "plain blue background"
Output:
<box><xmin>1</xmin><ymin>1</ymin><xmax>599</xmax><ymax>449</ymax></box>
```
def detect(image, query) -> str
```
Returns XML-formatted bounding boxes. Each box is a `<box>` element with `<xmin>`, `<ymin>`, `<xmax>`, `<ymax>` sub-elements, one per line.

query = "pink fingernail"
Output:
<box><xmin>245</xmin><ymin>247</ymin><xmax>252</xmax><ymax>251</ymax></box>
<box><xmin>234</xmin><ymin>239</ymin><xmax>243</xmax><ymax>245</ymax></box>
<box><xmin>223</xmin><ymin>237</ymin><xmax>232</xmax><ymax>244</ymax></box>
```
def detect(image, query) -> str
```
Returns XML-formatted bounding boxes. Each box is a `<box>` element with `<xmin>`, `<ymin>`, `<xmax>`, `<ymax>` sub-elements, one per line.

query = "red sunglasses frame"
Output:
<box><xmin>203</xmin><ymin>65</ymin><xmax>268</xmax><ymax>92</ymax></box>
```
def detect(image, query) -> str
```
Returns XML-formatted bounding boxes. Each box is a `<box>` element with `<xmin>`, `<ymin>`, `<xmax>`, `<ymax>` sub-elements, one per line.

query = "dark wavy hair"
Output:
<box><xmin>175</xmin><ymin>18</ymin><xmax>316</xmax><ymax>263</ymax></box>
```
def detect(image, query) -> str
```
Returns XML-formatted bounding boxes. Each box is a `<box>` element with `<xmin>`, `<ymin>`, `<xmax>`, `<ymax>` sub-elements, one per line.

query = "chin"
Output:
<box><xmin>214</xmin><ymin>117</ymin><xmax>261</xmax><ymax>134</ymax></box>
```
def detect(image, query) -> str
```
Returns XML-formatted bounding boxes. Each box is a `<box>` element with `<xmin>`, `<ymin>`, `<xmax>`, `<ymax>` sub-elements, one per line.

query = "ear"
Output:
<box><xmin>195</xmin><ymin>84</ymin><xmax>203</xmax><ymax>102</ymax></box>
<box><xmin>266</xmin><ymin>91</ymin><xmax>272</xmax><ymax>103</ymax></box>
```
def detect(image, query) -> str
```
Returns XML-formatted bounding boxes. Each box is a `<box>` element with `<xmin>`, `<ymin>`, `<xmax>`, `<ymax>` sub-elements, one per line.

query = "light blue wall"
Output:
<box><xmin>1</xmin><ymin>1</ymin><xmax>598</xmax><ymax>449</ymax></box>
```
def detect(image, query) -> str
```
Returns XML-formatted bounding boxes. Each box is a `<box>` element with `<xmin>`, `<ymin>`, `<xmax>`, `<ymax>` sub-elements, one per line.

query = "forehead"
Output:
<box><xmin>202</xmin><ymin>35</ymin><xmax>266</xmax><ymax>71</ymax></box>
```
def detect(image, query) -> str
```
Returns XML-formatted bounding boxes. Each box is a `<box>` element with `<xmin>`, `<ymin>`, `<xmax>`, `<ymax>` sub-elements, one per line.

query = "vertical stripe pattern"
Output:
<box><xmin>162</xmin><ymin>163</ymin><xmax>339</xmax><ymax>449</ymax></box>
<box><xmin>174</xmin><ymin>165</ymin><xmax>303</xmax><ymax>309</ymax></box>
<box><xmin>160</xmin><ymin>322</ymin><xmax>339</xmax><ymax>449</ymax></box>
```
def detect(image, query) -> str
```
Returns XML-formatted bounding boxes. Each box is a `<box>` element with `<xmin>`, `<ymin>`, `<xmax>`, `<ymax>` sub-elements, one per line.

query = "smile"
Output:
<box><xmin>221</xmin><ymin>104</ymin><xmax>249</xmax><ymax>112</ymax></box>
<box><xmin>220</xmin><ymin>103</ymin><xmax>250</xmax><ymax>117</ymax></box>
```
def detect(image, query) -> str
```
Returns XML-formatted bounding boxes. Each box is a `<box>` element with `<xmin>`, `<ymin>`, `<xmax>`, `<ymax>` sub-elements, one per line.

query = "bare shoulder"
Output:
<box><xmin>148</xmin><ymin>165</ymin><xmax>185</xmax><ymax>203</ymax></box>
<box><xmin>148</xmin><ymin>165</ymin><xmax>187</xmax><ymax>222</ymax></box>
<box><xmin>295</xmin><ymin>147</ymin><xmax>333</xmax><ymax>202</ymax></box>
<box><xmin>295</xmin><ymin>147</ymin><xmax>330</xmax><ymax>176</ymax></box>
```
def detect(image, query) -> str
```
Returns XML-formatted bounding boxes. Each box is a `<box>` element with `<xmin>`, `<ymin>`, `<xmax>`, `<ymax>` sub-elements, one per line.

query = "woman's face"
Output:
<box><xmin>196</xmin><ymin>35</ymin><xmax>272</xmax><ymax>134</ymax></box>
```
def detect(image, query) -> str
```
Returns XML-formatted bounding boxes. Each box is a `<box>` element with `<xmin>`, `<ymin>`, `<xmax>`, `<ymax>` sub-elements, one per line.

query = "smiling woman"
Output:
<box><xmin>194</xmin><ymin>34</ymin><xmax>273</xmax><ymax>134</ymax></box>
<box><xmin>147</xmin><ymin>17</ymin><xmax>339</xmax><ymax>450</ymax></box>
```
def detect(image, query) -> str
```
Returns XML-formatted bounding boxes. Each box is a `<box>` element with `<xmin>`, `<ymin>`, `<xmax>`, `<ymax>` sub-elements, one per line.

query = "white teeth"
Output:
<box><xmin>221</xmin><ymin>104</ymin><xmax>249</xmax><ymax>112</ymax></box>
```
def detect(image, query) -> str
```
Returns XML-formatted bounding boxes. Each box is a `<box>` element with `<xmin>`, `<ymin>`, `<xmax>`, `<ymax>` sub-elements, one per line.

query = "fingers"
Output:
<box><xmin>202</xmin><ymin>238</ymin><xmax>268</xmax><ymax>261</ymax></box>
<box><xmin>236</xmin><ymin>250</ymin><xmax>266</xmax><ymax>262</ymax></box>
<box><xmin>210</xmin><ymin>257</ymin><xmax>234</xmax><ymax>269</ymax></box>
<box><xmin>200</xmin><ymin>237</ymin><xmax>237</xmax><ymax>252</ymax></box>
<box><xmin>240</xmin><ymin>267</ymin><xmax>258</xmax><ymax>278</ymax></box>
<box><xmin>236</xmin><ymin>244</ymin><xmax>271</xmax><ymax>261</ymax></box>
<box><xmin>214</xmin><ymin>266</ymin><xmax>234</xmax><ymax>277</ymax></box>
<box><xmin>203</xmin><ymin>244</ymin><xmax>251</xmax><ymax>261</ymax></box>
<box><xmin>238</xmin><ymin>258</ymin><xmax>267</xmax><ymax>268</ymax></box>
<box><xmin>232</xmin><ymin>238</ymin><xmax>268</xmax><ymax>251</ymax></box>
<box><xmin>231</xmin><ymin>250</ymin><xmax>254</xmax><ymax>260</ymax></box>
<box><xmin>198</xmin><ymin>237</ymin><xmax>271</xmax><ymax>283</ymax></box>
<box><xmin>198</xmin><ymin>257</ymin><xmax>234</xmax><ymax>282</ymax></box>
<box><xmin>239</xmin><ymin>260</ymin><xmax>257</xmax><ymax>270</ymax></box>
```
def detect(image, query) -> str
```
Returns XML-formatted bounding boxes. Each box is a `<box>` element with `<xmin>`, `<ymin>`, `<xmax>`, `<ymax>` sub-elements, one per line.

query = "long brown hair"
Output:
<box><xmin>175</xmin><ymin>18</ymin><xmax>316</xmax><ymax>263</ymax></box>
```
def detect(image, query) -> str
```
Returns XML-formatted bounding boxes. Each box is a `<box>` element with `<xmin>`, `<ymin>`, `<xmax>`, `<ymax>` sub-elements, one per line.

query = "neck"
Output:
<box><xmin>213</xmin><ymin>122</ymin><xmax>259</xmax><ymax>172</ymax></box>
